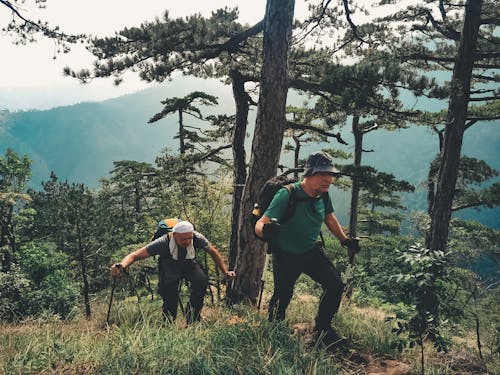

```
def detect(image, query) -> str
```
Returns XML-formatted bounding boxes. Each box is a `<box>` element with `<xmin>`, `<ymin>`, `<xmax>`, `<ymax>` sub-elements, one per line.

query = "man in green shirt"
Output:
<box><xmin>255</xmin><ymin>151</ymin><xmax>360</xmax><ymax>347</ymax></box>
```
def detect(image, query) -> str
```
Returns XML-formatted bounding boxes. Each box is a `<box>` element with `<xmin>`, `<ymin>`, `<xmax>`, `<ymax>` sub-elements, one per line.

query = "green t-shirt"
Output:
<box><xmin>264</xmin><ymin>181</ymin><xmax>334</xmax><ymax>254</ymax></box>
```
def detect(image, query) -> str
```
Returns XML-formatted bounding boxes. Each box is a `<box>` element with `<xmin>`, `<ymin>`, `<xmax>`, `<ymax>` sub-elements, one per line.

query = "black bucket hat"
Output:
<box><xmin>304</xmin><ymin>151</ymin><xmax>340</xmax><ymax>176</ymax></box>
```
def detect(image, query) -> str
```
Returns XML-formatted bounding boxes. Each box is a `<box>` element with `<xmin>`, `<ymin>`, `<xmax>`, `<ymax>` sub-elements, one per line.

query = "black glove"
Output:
<box><xmin>262</xmin><ymin>219</ymin><xmax>280</xmax><ymax>241</ymax></box>
<box><xmin>342</xmin><ymin>238</ymin><xmax>360</xmax><ymax>254</ymax></box>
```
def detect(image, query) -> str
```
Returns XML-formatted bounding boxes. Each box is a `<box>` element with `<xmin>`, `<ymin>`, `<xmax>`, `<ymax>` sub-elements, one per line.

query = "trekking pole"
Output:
<box><xmin>257</xmin><ymin>251</ymin><xmax>270</xmax><ymax>311</ymax></box>
<box><xmin>204</xmin><ymin>251</ymin><xmax>215</xmax><ymax>305</ymax></box>
<box><xmin>343</xmin><ymin>235</ymin><xmax>370</xmax><ymax>302</ymax></box>
<box><xmin>226</xmin><ymin>261</ymin><xmax>238</xmax><ymax>306</ymax></box>
<box><xmin>106</xmin><ymin>276</ymin><xmax>117</xmax><ymax>326</ymax></box>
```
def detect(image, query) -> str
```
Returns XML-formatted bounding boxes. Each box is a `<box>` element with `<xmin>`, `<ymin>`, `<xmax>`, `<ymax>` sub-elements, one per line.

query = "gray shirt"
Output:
<box><xmin>146</xmin><ymin>230</ymin><xmax>211</xmax><ymax>258</ymax></box>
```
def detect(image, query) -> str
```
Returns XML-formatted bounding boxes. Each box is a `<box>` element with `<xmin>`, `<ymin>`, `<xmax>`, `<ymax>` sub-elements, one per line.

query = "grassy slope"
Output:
<box><xmin>1</xmin><ymin>293</ymin><xmax>495</xmax><ymax>375</ymax></box>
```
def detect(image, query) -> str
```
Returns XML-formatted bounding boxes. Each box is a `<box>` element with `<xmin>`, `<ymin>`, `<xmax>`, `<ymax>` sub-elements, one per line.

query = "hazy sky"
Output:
<box><xmin>1</xmin><ymin>0</ymin><xmax>410</xmax><ymax>110</ymax></box>
<box><xmin>0</xmin><ymin>0</ymin><xmax>311</xmax><ymax>110</ymax></box>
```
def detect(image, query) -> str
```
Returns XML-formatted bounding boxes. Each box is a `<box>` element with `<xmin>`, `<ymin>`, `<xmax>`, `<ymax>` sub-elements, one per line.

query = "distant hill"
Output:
<box><xmin>0</xmin><ymin>77</ymin><xmax>234</xmax><ymax>188</ymax></box>
<box><xmin>1</xmin><ymin>77</ymin><xmax>499</xmax><ymax>229</ymax></box>
<box><xmin>356</xmin><ymin>124</ymin><xmax>500</xmax><ymax>229</ymax></box>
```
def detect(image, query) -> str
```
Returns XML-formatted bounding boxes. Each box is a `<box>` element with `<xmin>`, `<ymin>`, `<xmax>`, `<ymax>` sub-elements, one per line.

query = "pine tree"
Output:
<box><xmin>0</xmin><ymin>148</ymin><xmax>31</xmax><ymax>271</ymax></box>
<box><xmin>231</xmin><ymin>0</ymin><xmax>295</xmax><ymax>303</ymax></box>
<box><xmin>148</xmin><ymin>91</ymin><xmax>218</xmax><ymax>154</ymax></box>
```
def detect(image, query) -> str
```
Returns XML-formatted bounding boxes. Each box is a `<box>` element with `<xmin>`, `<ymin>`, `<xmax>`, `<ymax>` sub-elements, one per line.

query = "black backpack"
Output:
<box><xmin>251</xmin><ymin>175</ymin><xmax>329</xmax><ymax>239</ymax></box>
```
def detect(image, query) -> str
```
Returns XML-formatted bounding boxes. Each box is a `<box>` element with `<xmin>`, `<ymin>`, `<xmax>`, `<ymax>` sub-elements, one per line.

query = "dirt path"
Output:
<box><xmin>292</xmin><ymin>322</ymin><xmax>490</xmax><ymax>375</ymax></box>
<box><xmin>293</xmin><ymin>322</ymin><xmax>413</xmax><ymax>375</ymax></box>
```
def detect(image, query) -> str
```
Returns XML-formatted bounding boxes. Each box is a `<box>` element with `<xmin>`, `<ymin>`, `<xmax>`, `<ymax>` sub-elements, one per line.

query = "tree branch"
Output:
<box><xmin>342</xmin><ymin>0</ymin><xmax>370</xmax><ymax>45</ymax></box>
<box><xmin>286</xmin><ymin>121</ymin><xmax>348</xmax><ymax>145</ymax></box>
<box><xmin>468</xmin><ymin>95</ymin><xmax>500</xmax><ymax>101</ymax></box>
<box><xmin>399</xmin><ymin>53</ymin><xmax>498</xmax><ymax>69</ymax></box>
<box><xmin>198</xmin><ymin>19</ymin><xmax>264</xmax><ymax>59</ymax></box>
<box><xmin>1</xmin><ymin>0</ymin><xmax>84</xmax><ymax>42</ymax></box>
<box><xmin>466</xmin><ymin>115</ymin><xmax>500</xmax><ymax>123</ymax></box>
<box><xmin>464</xmin><ymin>119</ymin><xmax>479</xmax><ymax>131</ymax></box>
<box><xmin>361</xmin><ymin>123</ymin><xmax>379</xmax><ymax>134</ymax></box>
<box><xmin>294</xmin><ymin>0</ymin><xmax>332</xmax><ymax>44</ymax></box>
<box><xmin>452</xmin><ymin>201</ymin><xmax>488</xmax><ymax>212</ymax></box>
<box><xmin>438</xmin><ymin>0</ymin><xmax>447</xmax><ymax>20</ymax></box>
<box><xmin>423</xmin><ymin>8</ymin><xmax>460</xmax><ymax>41</ymax></box>
<box><xmin>195</xmin><ymin>144</ymin><xmax>232</xmax><ymax>163</ymax></box>
<box><xmin>481</xmin><ymin>17</ymin><xmax>500</xmax><ymax>26</ymax></box>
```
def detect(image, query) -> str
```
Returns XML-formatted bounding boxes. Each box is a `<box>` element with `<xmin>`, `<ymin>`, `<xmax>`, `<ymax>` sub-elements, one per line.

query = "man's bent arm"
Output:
<box><xmin>255</xmin><ymin>215</ymin><xmax>272</xmax><ymax>238</ymax></box>
<box><xmin>111</xmin><ymin>247</ymin><xmax>150</xmax><ymax>277</ymax></box>
<box><xmin>207</xmin><ymin>245</ymin><xmax>235</xmax><ymax>278</ymax></box>
<box><xmin>324</xmin><ymin>213</ymin><xmax>348</xmax><ymax>243</ymax></box>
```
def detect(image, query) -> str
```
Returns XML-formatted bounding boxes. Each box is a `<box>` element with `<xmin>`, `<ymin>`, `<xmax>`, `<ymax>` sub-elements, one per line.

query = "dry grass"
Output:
<box><xmin>1</xmin><ymin>296</ymin><xmax>496</xmax><ymax>375</ymax></box>
<box><xmin>350</xmin><ymin>305</ymin><xmax>389</xmax><ymax>322</ymax></box>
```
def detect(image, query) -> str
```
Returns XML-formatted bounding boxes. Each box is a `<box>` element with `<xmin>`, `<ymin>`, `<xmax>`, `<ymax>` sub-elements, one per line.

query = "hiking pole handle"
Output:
<box><xmin>342</xmin><ymin>237</ymin><xmax>361</xmax><ymax>266</ymax></box>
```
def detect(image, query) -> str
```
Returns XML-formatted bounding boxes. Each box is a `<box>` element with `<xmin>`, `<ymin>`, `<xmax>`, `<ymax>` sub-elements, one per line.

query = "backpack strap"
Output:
<box><xmin>280</xmin><ymin>185</ymin><xmax>331</xmax><ymax>245</ymax></box>
<box><xmin>281</xmin><ymin>184</ymin><xmax>330</xmax><ymax>224</ymax></box>
<box><xmin>280</xmin><ymin>183</ymin><xmax>297</xmax><ymax>224</ymax></box>
<box><xmin>321</xmin><ymin>192</ymin><xmax>329</xmax><ymax>209</ymax></box>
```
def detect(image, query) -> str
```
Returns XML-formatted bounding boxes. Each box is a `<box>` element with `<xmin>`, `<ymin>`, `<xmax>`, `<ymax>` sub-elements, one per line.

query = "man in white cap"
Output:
<box><xmin>111</xmin><ymin>220</ymin><xmax>235</xmax><ymax>323</ymax></box>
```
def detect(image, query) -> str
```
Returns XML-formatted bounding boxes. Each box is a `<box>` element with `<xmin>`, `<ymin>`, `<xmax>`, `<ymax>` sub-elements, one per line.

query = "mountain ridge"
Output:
<box><xmin>1</xmin><ymin>78</ymin><xmax>498</xmax><ymax>228</ymax></box>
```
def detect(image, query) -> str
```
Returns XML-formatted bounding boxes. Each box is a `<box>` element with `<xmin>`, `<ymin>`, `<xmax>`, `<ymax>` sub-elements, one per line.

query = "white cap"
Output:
<box><xmin>172</xmin><ymin>221</ymin><xmax>194</xmax><ymax>233</ymax></box>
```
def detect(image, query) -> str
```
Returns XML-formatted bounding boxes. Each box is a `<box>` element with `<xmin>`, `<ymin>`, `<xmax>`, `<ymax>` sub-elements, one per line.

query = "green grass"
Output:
<box><xmin>0</xmin><ymin>301</ymin><xmax>339</xmax><ymax>375</ymax></box>
<box><xmin>1</xmin><ymin>295</ymin><xmax>495</xmax><ymax>375</ymax></box>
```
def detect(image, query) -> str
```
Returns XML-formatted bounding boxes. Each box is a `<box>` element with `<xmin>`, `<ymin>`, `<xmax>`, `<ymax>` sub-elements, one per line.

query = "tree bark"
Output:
<box><xmin>228</xmin><ymin>70</ymin><xmax>249</xmax><ymax>278</ymax></box>
<box><xmin>178</xmin><ymin>108</ymin><xmax>185</xmax><ymax>154</ymax></box>
<box><xmin>292</xmin><ymin>134</ymin><xmax>301</xmax><ymax>179</ymax></box>
<box><xmin>428</xmin><ymin>0</ymin><xmax>483</xmax><ymax>251</ymax></box>
<box><xmin>232</xmin><ymin>0</ymin><xmax>295</xmax><ymax>303</ymax></box>
<box><xmin>349</xmin><ymin>115</ymin><xmax>362</xmax><ymax>238</ymax></box>
<box><xmin>134</xmin><ymin>185</ymin><xmax>141</xmax><ymax>215</ymax></box>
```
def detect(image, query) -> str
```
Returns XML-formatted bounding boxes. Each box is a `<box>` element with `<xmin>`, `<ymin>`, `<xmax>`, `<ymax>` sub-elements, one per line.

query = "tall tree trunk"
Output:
<box><xmin>76</xmin><ymin>218</ymin><xmax>92</xmax><ymax>318</ymax></box>
<box><xmin>293</xmin><ymin>135</ymin><xmax>301</xmax><ymax>179</ymax></box>
<box><xmin>178</xmin><ymin>108</ymin><xmax>185</xmax><ymax>154</ymax></box>
<box><xmin>349</xmin><ymin>115</ymin><xmax>362</xmax><ymax>239</ymax></box>
<box><xmin>428</xmin><ymin>0</ymin><xmax>483</xmax><ymax>251</ymax></box>
<box><xmin>134</xmin><ymin>185</ymin><xmax>141</xmax><ymax>215</ymax></box>
<box><xmin>228</xmin><ymin>70</ymin><xmax>249</xmax><ymax>277</ymax></box>
<box><xmin>426</xmin><ymin>176</ymin><xmax>435</xmax><ymax>217</ymax></box>
<box><xmin>344</xmin><ymin>115</ymin><xmax>362</xmax><ymax>301</ymax></box>
<box><xmin>232</xmin><ymin>0</ymin><xmax>295</xmax><ymax>303</ymax></box>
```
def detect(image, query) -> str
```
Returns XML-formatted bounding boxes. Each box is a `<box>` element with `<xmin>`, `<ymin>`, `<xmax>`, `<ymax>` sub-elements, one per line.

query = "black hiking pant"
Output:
<box><xmin>158</xmin><ymin>258</ymin><xmax>208</xmax><ymax>324</ymax></box>
<box><xmin>268</xmin><ymin>244</ymin><xmax>344</xmax><ymax>330</ymax></box>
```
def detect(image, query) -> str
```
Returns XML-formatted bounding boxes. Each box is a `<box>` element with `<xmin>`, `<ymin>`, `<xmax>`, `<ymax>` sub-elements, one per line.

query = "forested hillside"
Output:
<box><xmin>1</xmin><ymin>81</ymin><xmax>498</xmax><ymax>228</ymax></box>
<box><xmin>0</xmin><ymin>77</ymin><xmax>231</xmax><ymax>188</ymax></box>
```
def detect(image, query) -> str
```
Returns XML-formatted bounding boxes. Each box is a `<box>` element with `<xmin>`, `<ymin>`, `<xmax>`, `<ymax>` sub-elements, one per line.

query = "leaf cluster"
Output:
<box><xmin>390</xmin><ymin>242</ymin><xmax>454</xmax><ymax>353</ymax></box>
<box><xmin>429</xmin><ymin>155</ymin><xmax>499</xmax><ymax>212</ymax></box>
<box><xmin>65</xmin><ymin>8</ymin><xmax>262</xmax><ymax>83</ymax></box>
<box><xmin>1</xmin><ymin>0</ymin><xmax>85</xmax><ymax>51</ymax></box>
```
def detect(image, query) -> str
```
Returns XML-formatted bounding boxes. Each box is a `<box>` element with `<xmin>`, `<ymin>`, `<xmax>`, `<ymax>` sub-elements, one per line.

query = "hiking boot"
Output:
<box><xmin>313</xmin><ymin>326</ymin><xmax>345</xmax><ymax>349</ymax></box>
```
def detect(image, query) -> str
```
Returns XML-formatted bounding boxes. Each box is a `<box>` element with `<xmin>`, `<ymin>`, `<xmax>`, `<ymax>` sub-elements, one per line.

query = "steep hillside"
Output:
<box><xmin>1</xmin><ymin>78</ymin><xmax>498</xmax><ymax>228</ymax></box>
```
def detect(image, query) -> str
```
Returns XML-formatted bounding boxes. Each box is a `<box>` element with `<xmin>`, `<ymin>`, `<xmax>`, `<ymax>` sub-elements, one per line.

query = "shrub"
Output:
<box><xmin>0</xmin><ymin>264</ymin><xmax>32</xmax><ymax>321</ymax></box>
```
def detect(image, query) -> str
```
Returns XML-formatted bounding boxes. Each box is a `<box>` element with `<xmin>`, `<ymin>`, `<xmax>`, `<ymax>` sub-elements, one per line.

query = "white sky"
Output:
<box><xmin>0</xmin><ymin>0</ymin><xmax>313</xmax><ymax>110</ymax></box>
<box><xmin>1</xmin><ymin>0</ymin><xmax>405</xmax><ymax>110</ymax></box>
